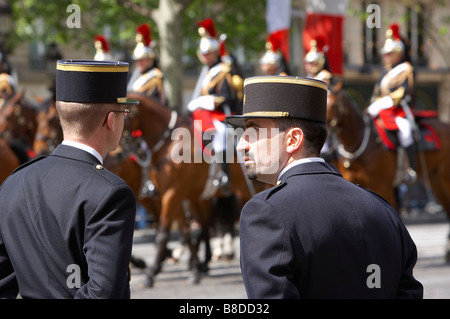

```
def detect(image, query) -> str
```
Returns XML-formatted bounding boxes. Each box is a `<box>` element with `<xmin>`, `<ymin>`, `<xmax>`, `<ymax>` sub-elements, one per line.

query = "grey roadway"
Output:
<box><xmin>129</xmin><ymin>211</ymin><xmax>450</xmax><ymax>299</ymax></box>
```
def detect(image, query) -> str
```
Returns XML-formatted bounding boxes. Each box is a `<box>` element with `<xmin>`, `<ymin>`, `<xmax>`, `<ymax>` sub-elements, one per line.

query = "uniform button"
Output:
<box><xmin>276</xmin><ymin>180</ymin><xmax>282</xmax><ymax>185</ymax></box>
<box><xmin>95</xmin><ymin>164</ymin><xmax>104</xmax><ymax>170</ymax></box>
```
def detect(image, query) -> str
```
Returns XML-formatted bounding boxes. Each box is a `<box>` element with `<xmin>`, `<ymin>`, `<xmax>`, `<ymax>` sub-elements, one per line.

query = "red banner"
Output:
<box><xmin>303</xmin><ymin>0</ymin><xmax>347</xmax><ymax>75</ymax></box>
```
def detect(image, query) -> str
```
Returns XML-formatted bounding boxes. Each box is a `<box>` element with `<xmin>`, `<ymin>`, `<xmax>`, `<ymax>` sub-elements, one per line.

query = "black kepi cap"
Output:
<box><xmin>56</xmin><ymin>59</ymin><xmax>139</xmax><ymax>105</ymax></box>
<box><xmin>225</xmin><ymin>75</ymin><xmax>327</xmax><ymax>127</ymax></box>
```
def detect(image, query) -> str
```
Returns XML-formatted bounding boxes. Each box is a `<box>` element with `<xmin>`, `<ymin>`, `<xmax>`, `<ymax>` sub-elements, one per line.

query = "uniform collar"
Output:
<box><xmin>61</xmin><ymin>140</ymin><xmax>103</xmax><ymax>164</ymax></box>
<box><xmin>276</xmin><ymin>159</ymin><xmax>342</xmax><ymax>185</ymax></box>
<box><xmin>277</xmin><ymin>157</ymin><xmax>325</xmax><ymax>181</ymax></box>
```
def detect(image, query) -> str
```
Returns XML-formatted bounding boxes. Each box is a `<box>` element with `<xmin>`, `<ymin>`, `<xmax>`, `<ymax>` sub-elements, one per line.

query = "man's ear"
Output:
<box><xmin>104</xmin><ymin>112</ymin><xmax>115</xmax><ymax>130</ymax></box>
<box><xmin>285</xmin><ymin>127</ymin><xmax>303</xmax><ymax>154</ymax></box>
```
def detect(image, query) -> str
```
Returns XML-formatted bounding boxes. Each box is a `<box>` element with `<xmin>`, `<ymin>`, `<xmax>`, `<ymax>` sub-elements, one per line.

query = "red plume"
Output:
<box><xmin>314</xmin><ymin>35</ymin><xmax>328</xmax><ymax>53</ymax></box>
<box><xmin>196</xmin><ymin>18</ymin><xmax>217</xmax><ymax>38</ymax></box>
<box><xmin>94</xmin><ymin>35</ymin><xmax>110</xmax><ymax>52</ymax></box>
<box><xmin>389</xmin><ymin>23</ymin><xmax>401</xmax><ymax>40</ymax></box>
<box><xmin>136</xmin><ymin>23</ymin><xmax>151</xmax><ymax>46</ymax></box>
<box><xmin>267</xmin><ymin>33</ymin><xmax>280</xmax><ymax>52</ymax></box>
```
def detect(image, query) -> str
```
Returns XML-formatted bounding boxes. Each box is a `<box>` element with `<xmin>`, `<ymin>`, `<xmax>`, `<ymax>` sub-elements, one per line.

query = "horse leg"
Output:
<box><xmin>428</xmin><ymin>161</ymin><xmax>450</xmax><ymax>262</ymax></box>
<box><xmin>175</xmin><ymin>213</ymin><xmax>201</xmax><ymax>285</ymax></box>
<box><xmin>212</xmin><ymin>194</ymin><xmax>237</xmax><ymax>261</ymax></box>
<box><xmin>192</xmin><ymin>223</ymin><xmax>212</xmax><ymax>273</ymax></box>
<box><xmin>189</xmin><ymin>199</ymin><xmax>213</xmax><ymax>273</ymax></box>
<box><xmin>145</xmin><ymin>224</ymin><xmax>171</xmax><ymax>287</ymax></box>
<box><xmin>145</xmin><ymin>187</ymin><xmax>196</xmax><ymax>287</ymax></box>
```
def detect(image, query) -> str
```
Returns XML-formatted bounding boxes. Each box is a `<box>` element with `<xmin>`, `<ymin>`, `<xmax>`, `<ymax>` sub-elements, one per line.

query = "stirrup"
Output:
<box><xmin>213</xmin><ymin>171</ymin><xmax>232</xmax><ymax>196</ymax></box>
<box><xmin>213</xmin><ymin>171</ymin><xmax>229</xmax><ymax>187</ymax></box>
<box><xmin>139</xmin><ymin>180</ymin><xmax>158</xmax><ymax>198</ymax></box>
<box><xmin>404</xmin><ymin>167</ymin><xmax>417</xmax><ymax>185</ymax></box>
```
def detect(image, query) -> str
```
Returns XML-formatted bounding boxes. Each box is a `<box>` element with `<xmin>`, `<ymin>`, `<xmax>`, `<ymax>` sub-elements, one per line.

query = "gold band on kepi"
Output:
<box><xmin>225</xmin><ymin>75</ymin><xmax>328</xmax><ymax>127</ymax></box>
<box><xmin>56</xmin><ymin>60</ymin><xmax>139</xmax><ymax>105</ymax></box>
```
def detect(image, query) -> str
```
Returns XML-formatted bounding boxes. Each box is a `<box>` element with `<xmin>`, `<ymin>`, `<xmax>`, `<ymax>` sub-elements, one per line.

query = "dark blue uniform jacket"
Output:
<box><xmin>0</xmin><ymin>145</ymin><xmax>136</xmax><ymax>299</ymax></box>
<box><xmin>239</xmin><ymin>161</ymin><xmax>423</xmax><ymax>299</ymax></box>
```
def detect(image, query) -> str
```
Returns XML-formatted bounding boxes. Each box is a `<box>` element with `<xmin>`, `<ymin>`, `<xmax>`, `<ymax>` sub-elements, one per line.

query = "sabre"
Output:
<box><xmin>400</xmin><ymin>98</ymin><xmax>442</xmax><ymax>214</ymax></box>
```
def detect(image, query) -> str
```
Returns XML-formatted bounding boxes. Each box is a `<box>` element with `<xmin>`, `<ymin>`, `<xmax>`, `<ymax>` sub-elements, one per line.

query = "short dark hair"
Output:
<box><xmin>273</xmin><ymin>117</ymin><xmax>328</xmax><ymax>155</ymax></box>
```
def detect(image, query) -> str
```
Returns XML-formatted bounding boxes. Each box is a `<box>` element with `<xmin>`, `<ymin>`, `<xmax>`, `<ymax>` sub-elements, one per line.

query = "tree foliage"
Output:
<box><xmin>10</xmin><ymin>0</ymin><xmax>267</xmax><ymax>65</ymax></box>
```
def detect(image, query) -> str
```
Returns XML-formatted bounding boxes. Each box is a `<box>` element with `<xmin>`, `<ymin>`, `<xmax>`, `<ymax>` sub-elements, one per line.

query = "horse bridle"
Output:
<box><xmin>329</xmin><ymin>92</ymin><xmax>372</xmax><ymax>166</ymax></box>
<box><xmin>151</xmin><ymin>110</ymin><xmax>178</xmax><ymax>154</ymax></box>
<box><xmin>118</xmin><ymin>108</ymin><xmax>178</xmax><ymax>199</ymax></box>
<box><xmin>337</xmin><ymin>115</ymin><xmax>371</xmax><ymax>162</ymax></box>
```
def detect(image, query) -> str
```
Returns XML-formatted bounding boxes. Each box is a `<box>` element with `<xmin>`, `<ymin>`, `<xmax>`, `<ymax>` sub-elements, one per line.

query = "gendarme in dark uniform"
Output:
<box><xmin>0</xmin><ymin>60</ymin><xmax>139</xmax><ymax>298</ymax></box>
<box><xmin>225</xmin><ymin>76</ymin><xmax>423</xmax><ymax>299</ymax></box>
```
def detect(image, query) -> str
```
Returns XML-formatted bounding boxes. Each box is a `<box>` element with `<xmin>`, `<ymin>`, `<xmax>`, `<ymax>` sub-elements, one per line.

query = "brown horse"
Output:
<box><xmin>0</xmin><ymin>92</ymin><xmax>40</xmax><ymax>184</ymax></box>
<box><xmin>0</xmin><ymin>92</ymin><xmax>39</xmax><ymax>164</ymax></box>
<box><xmin>115</xmin><ymin>92</ymin><xmax>265</xmax><ymax>287</ymax></box>
<box><xmin>0</xmin><ymin>92</ymin><xmax>38</xmax><ymax>149</ymax></box>
<box><xmin>326</xmin><ymin>89</ymin><xmax>450</xmax><ymax>261</ymax></box>
<box><xmin>0</xmin><ymin>136</ymin><xmax>19</xmax><ymax>185</ymax></box>
<box><xmin>33</xmin><ymin>97</ymin><xmax>63</xmax><ymax>156</ymax></box>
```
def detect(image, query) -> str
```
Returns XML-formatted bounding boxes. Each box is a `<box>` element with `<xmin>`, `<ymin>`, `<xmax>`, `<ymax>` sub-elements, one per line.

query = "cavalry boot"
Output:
<box><xmin>213</xmin><ymin>151</ymin><xmax>232</xmax><ymax>196</ymax></box>
<box><xmin>404</xmin><ymin>144</ymin><xmax>418</xmax><ymax>184</ymax></box>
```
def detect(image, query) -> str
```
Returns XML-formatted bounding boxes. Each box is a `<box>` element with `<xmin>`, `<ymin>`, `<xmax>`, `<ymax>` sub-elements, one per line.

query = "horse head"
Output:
<box><xmin>325</xmin><ymin>84</ymin><xmax>358</xmax><ymax>131</ymax></box>
<box><xmin>33</xmin><ymin>97</ymin><xmax>63</xmax><ymax>156</ymax></box>
<box><xmin>126</xmin><ymin>92</ymin><xmax>182</xmax><ymax>154</ymax></box>
<box><xmin>0</xmin><ymin>92</ymin><xmax>38</xmax><ymax>147</ymax></box>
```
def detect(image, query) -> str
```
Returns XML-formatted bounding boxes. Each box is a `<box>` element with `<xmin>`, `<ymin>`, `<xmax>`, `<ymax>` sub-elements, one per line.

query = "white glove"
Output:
<box><xmin>367</xmin><ymin>95</ymin><xmax>394</xmax><ymax>117</ymax></box>
<box><xmin>187</xmin><ymin>95</ymin><xmax>215</xmax><ymax>112</ymax></box>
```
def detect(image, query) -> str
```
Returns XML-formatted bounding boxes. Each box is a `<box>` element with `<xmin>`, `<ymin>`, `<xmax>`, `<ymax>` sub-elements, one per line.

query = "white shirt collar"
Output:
<box><xmin>62</xmin><ymin>140</ymin><xmax>103</xmax><ymax>164</ymax></box>
<box><xmin>278</xmin><ymin>157</ymin><xmax>325</xmax><ymax>181</ymax></box>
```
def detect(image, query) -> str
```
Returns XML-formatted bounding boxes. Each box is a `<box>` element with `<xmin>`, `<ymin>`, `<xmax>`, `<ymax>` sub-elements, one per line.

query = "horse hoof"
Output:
<box><xmin>145</xmin><ymin>275</ymin><xmax>155</xmax><ymax>288</ymax></box>
<box><xmin>198</xmin><ymin>263</ymin><xmax>209</xmax><ymax>273</ymax></box>
<box><xmin>130</xmin><ymin>256</ymin><xmax>147</xmax><ymax>269</ymax></box>
<box><xmin>424</xmin><ymin>201</ymin><xmax>443</xmax><ymax>215</ymax></box>
<box><xmin>188</xmin><ymin>273</ymin><xmax>201</xmax><ymax>285</ymax></box>
<box><xmin>224</xmin><ymin>253</ymin><xmax>235</xmax><ymax>260</ymax></box>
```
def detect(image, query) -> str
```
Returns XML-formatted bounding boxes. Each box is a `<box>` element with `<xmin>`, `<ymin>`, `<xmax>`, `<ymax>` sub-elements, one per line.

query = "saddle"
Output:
<box><xmin>372</xmin><ymin>109</ymin><xmax>441</xmax><ymax>152</ymax></box>
<box><xmin>191</xmin><ymin>108</ymin><xmax>227</xmax><ymax>157</ymax></box>
<box><xmin>190</xmin><ymin>109</ymin><xmax>235</xmax><ymax>199</ymax></box>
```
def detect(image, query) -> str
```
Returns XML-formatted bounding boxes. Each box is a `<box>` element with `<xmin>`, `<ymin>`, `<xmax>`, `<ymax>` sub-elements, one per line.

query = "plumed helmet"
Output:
<box><xmin>304</xmin><ymin>36</ymin><xmax>327</xmax><ymax>74</ymax></box>
<box><xmin>94</xmin><ymin>35</ymin><xmax>112</xmax><ymax>61</ymax></box>
<box><xmin>197</xmin><ymin>18</ymin><xmax>219</xmax><ymax>55</ymax></box>
<box><xmin>381</xmin><ymin>23</ymin><xmax>405</xmax><ymax>55</ymax></box>
<box><xmin>132</xmin><ymin>23</ymin><xmax>155</xmax><ymax>61</ymax></box>
<box><xmin>259</xmin><ymin>34</ymin><xmax>282</xmax><ymax>67</ymax></box>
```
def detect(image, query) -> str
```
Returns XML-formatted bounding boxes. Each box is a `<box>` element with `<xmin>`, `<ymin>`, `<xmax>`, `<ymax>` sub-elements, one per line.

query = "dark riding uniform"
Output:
<box><xmin>188</xmin><ymin>18</ymin><xmax>239</xmax><ymax>261</ymax></box>
<box><xmin>367</xmin><ymin>23</ymin><xmax>417</xmax><ymax>177</ymax></box>
<box><xmin>127</xmin><ymin>23</ymin><xmax>166</xmax><ymax>106</ymax></box>
<box><xmin>188</xmin><ymin>18</ymin><xmax>238</xmax><ymax>188</ymax></box>
<box><xmin>304</xmin><ymin>37</ymin><xmax>341</xmax><ymax>161</ymax></box>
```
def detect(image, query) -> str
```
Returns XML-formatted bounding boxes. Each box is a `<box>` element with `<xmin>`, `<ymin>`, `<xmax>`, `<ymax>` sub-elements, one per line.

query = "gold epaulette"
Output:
<box><xmin>153</xmin><ymin>67</ymin><xmax>163</xmax><ymax>78</ymax></box>
<box><xmin>232</xmin><ymin>74</ymin><xmax>244</xmax><ymax>101</ymax></box>
<box><xmin>220</xmin><ymin>62</ymin><xmax>231</xmax><ymax>74</ymax></box>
